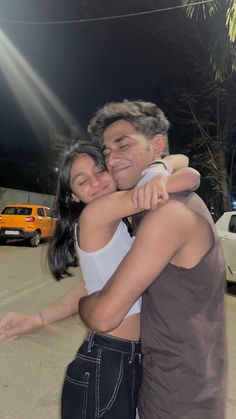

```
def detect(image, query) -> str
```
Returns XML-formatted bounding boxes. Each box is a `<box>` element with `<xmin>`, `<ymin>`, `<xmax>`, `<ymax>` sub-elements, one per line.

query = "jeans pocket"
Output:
<box><xmin>61</xmin><ymin>357</ymin><xmax>91</xmax><ymax>419</ymax></box>
<box><xmin>98</xmin><ymin>351</ymin><xmax>125</xmax><ymax>416</ymax></box>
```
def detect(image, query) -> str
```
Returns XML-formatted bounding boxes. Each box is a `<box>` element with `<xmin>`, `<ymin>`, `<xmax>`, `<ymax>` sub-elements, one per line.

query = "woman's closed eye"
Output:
<box><xmin>103</xmin><ymin>151</ymin><xmax>110</xmax><ymax>159</ymax></box>
<box><xmin>95</xmin><ymin>166</ymin><xmax>106</xmax><ymax>174</ymax></box>
<box><xmin>78</xmin><ymin>178</ymin><xmax>88</xmax><ymax>185</ymax></box>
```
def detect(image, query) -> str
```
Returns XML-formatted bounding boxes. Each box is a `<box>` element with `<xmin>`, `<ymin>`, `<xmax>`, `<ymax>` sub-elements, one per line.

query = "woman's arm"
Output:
<box><xmin>79</xmin><ymin>165</ymin><xmax>199</xmax><ymax>227</ymax></box>
<box><xmin>163</xmin><ymin>167</ymin><xmax>200</xmax><ymax>193</ymax></box>
<box><xmin>35</xmin><ymin>283</ymin><xmax>87</xmax><ymax>325</ymax></box>
<box><xmin>123</xmin><ymin>154</ymin><xmax>198</xmax><ymax>209</ymax></box>
<box><xmin>0</xmin><ymin>284</ymin><xmax>87</xmax><ymax>341</ymax></box>
<box><xmin>163</xmin><ymin>154</ymin><xmax>189</xmax><ymax>172</ymax></box>
<box><xmin>79</xmin><ymin>157</ymin><xmax>200</xmax><ymax>251</ymax></box>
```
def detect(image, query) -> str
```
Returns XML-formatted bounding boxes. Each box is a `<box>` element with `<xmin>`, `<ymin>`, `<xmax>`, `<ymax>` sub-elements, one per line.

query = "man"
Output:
<box><xmin>79</xmin><ymin>100</ymin><xmax>226</xmax><ymax>419</ymax></box>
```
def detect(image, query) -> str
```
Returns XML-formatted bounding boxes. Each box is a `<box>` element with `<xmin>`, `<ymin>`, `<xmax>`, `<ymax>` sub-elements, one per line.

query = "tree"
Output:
<box><xmin>161</xmin><ymin>1</ymin><xmax>236</xmax><ymax>218</ymax></box>
<box><xmin>167</xmin><ymin>76</ymin><xmax>236</xmax><ymax>218</ymax></box>
<box><xmin>182</xmin><ymin>0</ymin><xmax>236</xmax><ymax>81</ymax></box>
<box><xmin>159</xmin><ymin>4</ymin><xmax>236</xmax><ymax>217</ymax></box>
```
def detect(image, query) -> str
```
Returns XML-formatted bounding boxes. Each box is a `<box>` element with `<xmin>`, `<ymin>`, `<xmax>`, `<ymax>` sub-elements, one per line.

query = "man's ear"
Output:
<box><xmin>71</xmin><ymin>193</ymin><xmax>80</xmax><ymax>203</ymax></box>
<box><xmin>151</xmin><ymin>134</ymin><xmax>166</xmax><ymax>158</ymax></box>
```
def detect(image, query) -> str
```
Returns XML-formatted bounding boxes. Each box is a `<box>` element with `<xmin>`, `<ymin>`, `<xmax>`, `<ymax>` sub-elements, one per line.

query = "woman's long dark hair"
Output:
<box><xmin>47</xmin><ymin>141</ymin><xmax>106</xmax><ymax>280</ymax></box>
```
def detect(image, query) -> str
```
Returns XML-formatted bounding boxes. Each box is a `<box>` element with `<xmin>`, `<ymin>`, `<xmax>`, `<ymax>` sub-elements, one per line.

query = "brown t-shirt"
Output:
<box><xmin>135</xmin><ymin>192</ymin><xmax>227</xmax><ymax>419</ymax></box>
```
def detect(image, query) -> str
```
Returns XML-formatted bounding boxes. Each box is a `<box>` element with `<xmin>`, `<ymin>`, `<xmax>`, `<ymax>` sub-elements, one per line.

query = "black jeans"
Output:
<box><xmin>61</xmin><ymin>331</ymin><xmax>142</xmax><ymax>419</ymax></box>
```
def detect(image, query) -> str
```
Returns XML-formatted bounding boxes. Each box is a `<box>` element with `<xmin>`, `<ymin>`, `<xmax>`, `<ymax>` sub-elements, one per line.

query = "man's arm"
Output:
<box><xmin>79</xmin><ymin>200</ymin><xmax>191</xmax><ymax>332</ymax></box>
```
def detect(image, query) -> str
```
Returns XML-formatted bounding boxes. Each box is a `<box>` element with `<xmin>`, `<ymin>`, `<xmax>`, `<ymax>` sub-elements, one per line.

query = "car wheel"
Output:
<box><xmin>227</xmin><ymin>281</ymin><xmax>235</xmax><ymax>290</ymax></box>
<box><xmin>30</xmin><ymin>231</ymin><xmax>41</xmax><ymax>247</ymax></box>
<box><xmin>0</xmin><ymin>238</ymin><xmax>7</xmax><ymax>245</ymax></box>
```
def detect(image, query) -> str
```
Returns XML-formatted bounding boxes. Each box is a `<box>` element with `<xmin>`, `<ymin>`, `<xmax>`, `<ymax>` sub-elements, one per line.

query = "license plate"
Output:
<box><xmin>5</xmin><ymin>230</ymin><xmax>20</xmax><ymax>235</ymax></box>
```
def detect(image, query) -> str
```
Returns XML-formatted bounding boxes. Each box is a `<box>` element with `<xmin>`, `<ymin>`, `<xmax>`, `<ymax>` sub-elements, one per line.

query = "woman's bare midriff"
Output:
<box><xmin>106</xmin><ymin>313</ymin><xmax>140</xmax><ymax>341</ymax></box>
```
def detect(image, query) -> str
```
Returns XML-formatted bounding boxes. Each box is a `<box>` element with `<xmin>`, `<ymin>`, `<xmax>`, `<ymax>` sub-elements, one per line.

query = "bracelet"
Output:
<box><xmin>147</xmin><ymin>159</ymin><xmax>173</xmax><ymax>174</ymax></box>
<box><xmin>147</xmin><ymin>160</ymin><xmax>168</xmax><ymax>170</ymax></box>
<box><xmin>141</xmin><ymin>166</ymin><xmax>168</xmax><ymax>177</ymax></box>
<box><xmin>37</xmin><ymin>311</ymin><xmax>45</xmax><ymax>326</ymax></box>
<box><xmin>138</xmin><ymin>166</ymin><xmax>168</xmax><ymax>187</ymax></box>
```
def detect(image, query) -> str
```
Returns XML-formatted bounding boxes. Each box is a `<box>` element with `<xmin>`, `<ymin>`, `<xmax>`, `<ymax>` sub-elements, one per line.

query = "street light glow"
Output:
<box><xmin>0</xmin><ymin>28</ymin><xmax>76</xmax><ymax>138</ymax></box>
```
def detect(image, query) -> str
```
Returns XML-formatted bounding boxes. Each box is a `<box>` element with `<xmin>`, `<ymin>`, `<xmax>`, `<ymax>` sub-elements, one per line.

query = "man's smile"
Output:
<box><xmin>111</xmin><ymin>162</ymin><xmax>132</xmax><ymax>174</ymax></box>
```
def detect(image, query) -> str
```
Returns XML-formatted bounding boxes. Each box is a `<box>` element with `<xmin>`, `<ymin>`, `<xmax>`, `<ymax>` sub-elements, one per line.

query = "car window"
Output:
<box><xmin>2</xmin><ymin>207</ymin><xmax>32</xmax><ymax>215</ymax></box>
<box><xmin>229</xmin><ymin>215</ymin><xmax>236</xmax><ymax>233</ymax></box>
<box><xmin>37</xmin><ymin>208</ymin><xmax>45</xmax><ymax>217</ymax></box>
<box><xmin>52</xmin><ymin>210</ymin><xmax>57</xmax><ymax>218</ymax></box>
<box><xmin>44</xmin><ymin>208</ymin><xmax>52</xmax><ymax>217</ymax></box>
<box><xmin>2</xmin><ymin>207</ymin><xmax>15</xmax><ymax>215</ymax></box>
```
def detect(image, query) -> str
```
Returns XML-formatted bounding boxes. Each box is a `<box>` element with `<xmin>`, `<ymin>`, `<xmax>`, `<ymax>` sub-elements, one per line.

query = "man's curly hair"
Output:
<box><xmin>88</xmin><ymin>100</ymin><xmax>170</xmax><ymax>146</ymax></box>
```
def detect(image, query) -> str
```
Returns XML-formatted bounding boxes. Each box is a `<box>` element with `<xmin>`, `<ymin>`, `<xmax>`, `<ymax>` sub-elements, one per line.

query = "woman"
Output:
<box><xmin>47</xmin><ymin>141</ymin><xmax>198</xmax><ymax>419</ymax></box>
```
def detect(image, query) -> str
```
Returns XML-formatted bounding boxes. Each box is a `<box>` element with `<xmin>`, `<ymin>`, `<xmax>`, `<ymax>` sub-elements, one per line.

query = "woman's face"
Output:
<box><xmin>70</xmin><ymin>154</ymin><xmax>116</xmax><ymax>205</ymax></box>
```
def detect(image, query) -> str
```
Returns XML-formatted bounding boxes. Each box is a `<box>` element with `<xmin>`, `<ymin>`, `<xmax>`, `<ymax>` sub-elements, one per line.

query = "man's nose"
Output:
<box><xmin>106</xmin><ymin>150</ymin><xmax>121</xmax><ymax>167</ymax></box>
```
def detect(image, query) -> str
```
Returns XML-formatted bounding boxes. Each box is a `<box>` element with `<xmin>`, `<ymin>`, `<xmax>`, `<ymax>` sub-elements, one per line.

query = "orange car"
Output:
<box><xmin>0</xmin><ymin>204</ymin><xmax>56</xmax><ymax>247</ymax></box>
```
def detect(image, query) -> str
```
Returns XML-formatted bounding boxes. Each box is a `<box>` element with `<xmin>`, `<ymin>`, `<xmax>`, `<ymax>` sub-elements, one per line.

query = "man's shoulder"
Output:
<box><xmin>169</xmin><ymin>191</ymin><xmax>213</xmax><ymax>224</ymax></box>
<box><xmin>143</xmin><ymin>198</ymin><xmax>193</xmax><ymax>224</ymax></box>
<box><xmin>169</xmin><ymin>190</ymin><xmax>198</xmax><ymax>203</ymax></box>
<box><xmin>134</xmin><ymin>199</ymin><xmax>195</xmax><ymax>251</ymax></box>
<box><xmin>133</xmin><ymin>192</ymin><xmax>208</xmax><ymax>233</ymax></box>
<box><xmin>144</xmin><ymin>193</ymin><xmax>207</xmax><ymax>232</ymax></box>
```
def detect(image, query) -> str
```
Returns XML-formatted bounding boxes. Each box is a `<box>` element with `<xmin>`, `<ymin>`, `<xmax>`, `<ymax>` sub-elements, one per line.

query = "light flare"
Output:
<box><xmin>0</xmin><ymin>28</ymin><xmax>77</xmax><ymax>138</ymax></box>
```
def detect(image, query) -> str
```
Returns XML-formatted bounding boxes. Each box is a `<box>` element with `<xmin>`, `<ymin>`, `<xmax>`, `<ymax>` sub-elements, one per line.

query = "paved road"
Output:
<box><xmin>0</xmin><ymin>242</ymin><xmax>86</xmax><ymax>419</ymax></box>
<box><xmin>0</xmin><ymin>242</ymin><xmax>236</xmax><ymax>419</ymax></box>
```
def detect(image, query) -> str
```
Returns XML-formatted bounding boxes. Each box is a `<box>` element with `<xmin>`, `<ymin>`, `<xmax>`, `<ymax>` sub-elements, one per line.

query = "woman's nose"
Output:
<box><xmin>89</xmin><ymin>174</ymin><xmax>100</xmax><ymax>186</ymax></box>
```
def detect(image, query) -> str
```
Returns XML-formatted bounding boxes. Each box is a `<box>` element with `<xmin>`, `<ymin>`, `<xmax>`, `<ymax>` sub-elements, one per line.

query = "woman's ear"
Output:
<box><xmin>151</xmin><ymin>134</ymin><xmax>166</xmax><ymax>158</ymax></box>
<box><xmin>71</xmin><ymin>193</ymin><xmax>80</xmax><ymax>203</ymax></box>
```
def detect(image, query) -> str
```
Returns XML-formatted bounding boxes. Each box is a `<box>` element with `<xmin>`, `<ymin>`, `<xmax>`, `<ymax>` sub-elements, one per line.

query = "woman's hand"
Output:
<box><xmin>131</xmin><ymin>174</ymin><xmax>169</xmax><ymax>210</ymax></box>
<box><xmin>0</xmin><ymin>311</ymin><xmax>43</xmax><ymax>341</ymax></box>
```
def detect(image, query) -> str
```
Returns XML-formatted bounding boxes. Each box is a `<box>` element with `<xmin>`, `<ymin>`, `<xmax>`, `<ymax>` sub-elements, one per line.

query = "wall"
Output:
<box><xmin>0</xmin><ymin>187</ymin><xmax>55</xmax><ymax>212</ymax></box>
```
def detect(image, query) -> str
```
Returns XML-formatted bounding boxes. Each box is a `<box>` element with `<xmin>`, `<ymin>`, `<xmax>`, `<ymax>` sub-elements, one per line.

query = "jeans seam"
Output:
<box><xmin>95</xmin><ymin>347</ymin><xmax>102</xmax><ymax>419</ymax></box>
<box><xmin>132</xmin><ymin>362</ymin><xmax>135</xmax><ymax>411</ymax></box>
<box><xmin>99</xmin><ymin>353</ymin><xmax>125</xmax><ymax>417</ymax></box>
<box><xmin>63</xmin><ymin>372</ymin><xmax>89</xmax><ymax>419</ymax></box>
<box><xmin>93</xmin><ymin>342</ymin><xmax>140</xmax><ymax>356</ymax></box>
<box><xmin>82</xmin><ymin>373</ymin><xmax>89</xmax><ymax>419</ymax></box>
<box><xmin>76</xmin><ymin>353</ymin><xmax>101</xmax><ymax>364</ymax></box>
<box><xmin>64</xmin><ymin>375</ymin><xmax>89</xmax><ymax>387</ymax></box>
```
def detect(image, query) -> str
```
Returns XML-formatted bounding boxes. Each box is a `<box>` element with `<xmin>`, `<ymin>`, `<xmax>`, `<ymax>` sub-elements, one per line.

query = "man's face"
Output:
<box><xmin>103</xmin><ymin>120</ymin><xmax>156</xmax><ymax>190</ymax></box>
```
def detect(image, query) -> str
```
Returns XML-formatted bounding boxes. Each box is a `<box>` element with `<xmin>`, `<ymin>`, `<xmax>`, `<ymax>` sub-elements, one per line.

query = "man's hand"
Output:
<box><xmin>131</xmin><ymin>175</ymin><xmax>169</xmax><ymax>209</ymax></box>
<box><xmin>0</xmin><ymin>311</ymin><xmax>43</xmax><ymax>341</ymax></box>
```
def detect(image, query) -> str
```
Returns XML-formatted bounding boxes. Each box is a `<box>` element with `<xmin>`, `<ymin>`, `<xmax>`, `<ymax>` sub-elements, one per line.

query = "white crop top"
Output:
<box><xmin>75</xmin><ymin>220</ymin><xmax>141</xmax><ymax>318</ymax></box>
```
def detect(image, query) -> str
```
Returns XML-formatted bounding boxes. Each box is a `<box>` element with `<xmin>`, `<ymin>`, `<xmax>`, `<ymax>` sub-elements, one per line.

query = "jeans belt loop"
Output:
<box><xmin>87</xmin><ymin>331</ymin><xmax>95</xmax><ymax>353</ymax></box>
<box><xmin>129</xmin><ymin>342</ymin><xmax>135</xmax><ymax>364</ymax></box>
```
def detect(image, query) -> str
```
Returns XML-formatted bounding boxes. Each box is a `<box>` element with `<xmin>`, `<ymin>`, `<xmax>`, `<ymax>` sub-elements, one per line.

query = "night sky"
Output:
<box><xmin>0</xmin><ymin>0</ymin><xmax>234</xmax><ymax>208</ymax></box>
<box><xmin>0</xmin><ymin>1</ymin><xmax>197</xmax><ymax>149</ymax></box>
